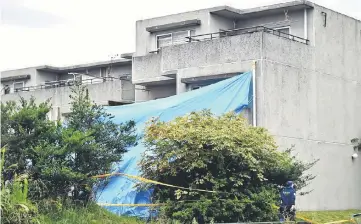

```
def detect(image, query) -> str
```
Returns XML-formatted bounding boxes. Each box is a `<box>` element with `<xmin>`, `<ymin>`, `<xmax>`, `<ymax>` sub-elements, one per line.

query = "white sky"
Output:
<box><xmin>0</xmin><ymin>0</ymin><xmax>360</xmax><ymax>72</ymax></box>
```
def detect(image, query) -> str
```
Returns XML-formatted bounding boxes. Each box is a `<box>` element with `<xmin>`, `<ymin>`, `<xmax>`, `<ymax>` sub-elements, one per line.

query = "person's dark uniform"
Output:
<box><xmin>279</xmin><ymin>181</ymin><xmax>296</xmax><ymax>222</ymax></box>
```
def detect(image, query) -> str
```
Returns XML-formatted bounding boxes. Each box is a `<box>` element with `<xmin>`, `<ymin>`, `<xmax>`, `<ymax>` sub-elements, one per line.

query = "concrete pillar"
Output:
<box><xmin>176</xmin><ymin>71</ymin><xmax>187</xmax><ymax>94</ymax></box>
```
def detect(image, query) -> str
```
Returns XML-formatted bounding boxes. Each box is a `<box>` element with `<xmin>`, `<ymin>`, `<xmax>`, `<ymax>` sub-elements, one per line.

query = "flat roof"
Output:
<box><xmin>210</xmin><ymin>1</ymin><xmax>314</xmax><ymax>20</ymax></box>
<box><xmin>36</xmin><ymin>59</ymin><xmax>132</xmax><ymax>73</ymax></box>
<box><xmin>137</xmin><ymin>1</ymin><xmax>314</xmax><ymax>22</ymax></box>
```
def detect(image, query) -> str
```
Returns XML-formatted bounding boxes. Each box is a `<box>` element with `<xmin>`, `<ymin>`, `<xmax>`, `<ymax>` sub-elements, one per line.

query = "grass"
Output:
<box><xmin>37</xmin><ymin>203</ymin><xmax>145</xmax><ymax>224</ymax></box>
<box><xmin>298</xmin><ymin>210</ymin><xmax>361</xmax><ymax>224</ymax></box>
<box><xmin>35</xmin><ymin>204</ymin><xmax>361</xmax><ymax>224</ymax></box>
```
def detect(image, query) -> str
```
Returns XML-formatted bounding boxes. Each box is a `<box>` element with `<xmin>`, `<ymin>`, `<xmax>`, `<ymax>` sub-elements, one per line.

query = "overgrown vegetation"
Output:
<box><xmin>37</xmin><ymin>203</ymin><xmax>144</xmax><ymax>224</ymax></box>
<box><xmin>1</xmin><ymin>84</ymin><xmax>319</xmax><ymax>223</ymax></box>
<box><xmin>1</xmin><ymin>146</ymin><xmax>39</xmax><ymax>224</ymax></box>
<box><xmin>140</xmin><ymin>110</ymin><xmax>317</xmax><ymax>223</ymax></box>
<box><xmin>0</xmin><ymin>85</ymin><xmax>137</xmax><ymax>223</ymax></box>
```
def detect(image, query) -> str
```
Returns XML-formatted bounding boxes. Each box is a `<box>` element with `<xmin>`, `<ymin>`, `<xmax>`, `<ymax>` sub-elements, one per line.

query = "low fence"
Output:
<box><xmin>11</xmin><ymin>75</ymin><xmax>131</xmax><ymax>93</ymax></box>
<box><xmin>185</xmin><ymin>26</ymin><xmax>309</xmax><ymax>45</ymax></box>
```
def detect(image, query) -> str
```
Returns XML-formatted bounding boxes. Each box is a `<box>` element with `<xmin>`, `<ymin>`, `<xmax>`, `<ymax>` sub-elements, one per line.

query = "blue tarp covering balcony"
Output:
<box><xmin>95</xmin><ymin>72</ymin><xmax>253</xmax><ymax>218</ymax></box>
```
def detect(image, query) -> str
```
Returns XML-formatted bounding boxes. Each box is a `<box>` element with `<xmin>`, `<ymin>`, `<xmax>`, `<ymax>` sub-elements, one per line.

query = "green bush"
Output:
<box><xmin>140</xmin><ymin>110</ymin><xmax>317</xmax><ymax>223</ymax></box>
<box><xmin>0</xmin><ymin>147</ymin><xmax>39</xmax><ymax>224</ymax></box>
<box><xmin>1</xmin><ymin>86</ymin><xmax>137</xmax><ymax>204</ymax></box>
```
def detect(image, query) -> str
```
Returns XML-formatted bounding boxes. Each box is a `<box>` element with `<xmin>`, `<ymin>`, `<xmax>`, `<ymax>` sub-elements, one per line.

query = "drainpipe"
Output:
<box><xmin>252</xmin><ymin>61</ymin><xmax>257</xmax><ymax>127</ymax></box>
<box><xmin>304</xmin><ymin>8</ymin><xmax>308</xmax><ymax>40</ymax></box>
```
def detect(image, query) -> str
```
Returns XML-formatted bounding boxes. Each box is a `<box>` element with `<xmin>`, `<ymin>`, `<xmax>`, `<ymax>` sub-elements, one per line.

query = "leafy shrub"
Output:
<box><xmin>140</xmin><ymin>110</ymin><xmax>317</xmax><ymax>223</ymax></box>
<box><xmin>1</xmin><ymin>86</ymin><xmax>137</xmax><ymax>204</ymax></box>
<box><xmin>0</xmin><ymin>146</ymin><xmax>39</xmax><ymax>224</ymax></box>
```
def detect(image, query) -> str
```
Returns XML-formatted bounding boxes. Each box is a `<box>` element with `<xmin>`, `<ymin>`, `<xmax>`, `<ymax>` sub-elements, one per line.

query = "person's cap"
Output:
<box><xmin>286</xmin><ymin>181</ymin><xmax>293</xmax><ymax>187</ymax></box>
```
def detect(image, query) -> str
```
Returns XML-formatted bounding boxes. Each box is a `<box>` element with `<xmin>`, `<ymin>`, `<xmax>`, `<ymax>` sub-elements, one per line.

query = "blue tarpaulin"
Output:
<box><xmin>95</xmin><ymin>72</ymin><xmax>253</xmax><ymax>218</ymax></box>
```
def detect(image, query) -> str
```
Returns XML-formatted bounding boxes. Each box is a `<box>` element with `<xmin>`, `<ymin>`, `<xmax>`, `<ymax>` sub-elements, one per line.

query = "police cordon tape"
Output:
<box><xmin>93</xmin><ymin>173</ymin><xmax>357</xmax><ymax>224</ymax></box>
<box><xmin>92</xmin><ymin>172</ymin><xmax>218</xmax><ymax>193</ymax></box>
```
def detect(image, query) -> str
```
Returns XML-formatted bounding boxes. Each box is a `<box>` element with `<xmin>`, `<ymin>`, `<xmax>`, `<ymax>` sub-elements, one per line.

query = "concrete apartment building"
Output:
<box><xmin>1</xmin><ymin>0</ymin><xmax>361</xmax><ymax>210</ymax></box>
<box><xmin>1</xmin><ymin>58</ymin><xmax>134</xmax><ymax>120</ymax></box>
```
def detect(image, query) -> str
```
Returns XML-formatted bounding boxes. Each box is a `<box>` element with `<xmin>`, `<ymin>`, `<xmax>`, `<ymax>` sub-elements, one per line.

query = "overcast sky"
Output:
<box><xmin>0</xmin><ymin>0</ymin><xmax>360</xmax><ymax>71</ymax></box>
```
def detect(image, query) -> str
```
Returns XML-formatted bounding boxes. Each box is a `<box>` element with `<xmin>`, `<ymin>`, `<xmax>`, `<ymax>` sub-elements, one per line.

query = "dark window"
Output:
<box><xmin>4</xmin><ymin>85</ymin><xmax>10</xmax><ymax>94</ymax></box>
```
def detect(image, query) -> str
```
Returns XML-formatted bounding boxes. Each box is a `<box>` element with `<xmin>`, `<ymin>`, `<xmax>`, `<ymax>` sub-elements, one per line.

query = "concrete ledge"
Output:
<box><xmin>146</xmin><ymin>19</ymin><xmax>201</xmax><ymax>33</ymax></box>
<box><xmin>132</xmin><ymin>77</ymin><xmax>176</xmax><ymax>86</ymax></box>
<box><xmin>162</xmin><ymin>70</ymin><xmax>177</xmax><ymax>78</ymax></box>
<box><xmin>120</xmin><ymin>53</ymin><xmax>134</xmax><ymax>59</ymax></box>
<box><xmin>1</xmin><ymin>74</ymin><xmax>31</xmax><ymax>82</ymax></box>
<box><xmin>182</xmin><ymin>73</ymin><xmax>240</xmax><ymax>84</ymax></box>
<box><xmin>177</xmin><ymin>61</ymin><xmax>255</xmax><ymax>80</ymax></box>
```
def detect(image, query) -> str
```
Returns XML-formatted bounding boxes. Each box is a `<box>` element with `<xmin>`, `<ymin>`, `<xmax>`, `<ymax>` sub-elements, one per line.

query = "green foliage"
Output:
<box><xmin>1</xmin><ymin>85</ymin><xmax>137</xmax><ymax>204</ymax></box>
<box><xmin>1</xmin><ymin>146</ymin><xmax>39</xmax><ymax>224</ymax></box>
<box><xmin>32</xmin><ymin>85</ymin><xmax>137</xmax><ymax>202</ymax></box>
<box><xmin>37</xmin><ymin>202</ymin><xmax>144</xmax><ymax>224</ymax></box>
<box><xmin>140</xmin><ymin>110</ymin><xmax>317</xmax><ymax>223</ymax></box>
<box><xmin>0</xmin><ymin>97</ymin><xmax>57</xmax><ymax>175</ymax></box>
<box><xmin>298</xmin><ymin>210</ymin><xmax>361</xmax><ymax>224</ymax></box>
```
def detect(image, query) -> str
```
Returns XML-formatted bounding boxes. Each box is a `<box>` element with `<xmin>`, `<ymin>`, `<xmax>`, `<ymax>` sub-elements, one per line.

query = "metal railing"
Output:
<box><xmin>8</xmin><ymin>75</ymin><xmax>131</xmax><ymax>94</ymax></box>
<box><xmin>185</xmin><ymin>26</ymin><xmax>309</xmax><ymax>45</ymax></box>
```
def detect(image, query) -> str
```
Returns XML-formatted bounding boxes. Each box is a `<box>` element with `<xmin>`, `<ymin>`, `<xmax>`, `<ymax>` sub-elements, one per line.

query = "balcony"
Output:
<box><xmin>133</xmin><ymin>26</ymin><xmax>311</xmax><ymax>85</ymax></box>
<box><xmin>186</xmin><ymin>26</ymin><xmax>309</xmax><ymax>45</ymax></box>
<box><xmin>1</xmin><ymin>76</ymin><xmax>135</xmax><ymax>114</ymax></box>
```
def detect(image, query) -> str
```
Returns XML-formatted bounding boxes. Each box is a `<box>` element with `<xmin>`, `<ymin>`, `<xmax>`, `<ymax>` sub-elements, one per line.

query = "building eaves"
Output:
<box><xmin>210</xmin><ymin>1</ymin><xmax>314</xmax><ymax>20</ymax></box>
<box><xmin>36</xmin><ymin>59</ymin><xmax>132</xmax><ymax>73</ymax></box>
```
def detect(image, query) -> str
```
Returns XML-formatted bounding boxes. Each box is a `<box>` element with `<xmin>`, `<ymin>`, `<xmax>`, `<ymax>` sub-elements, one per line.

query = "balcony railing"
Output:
<box><xmin>186</xmin><ymin>26</ymin><xmax>309</xmax><ymax>45</ymax></box>
<box><xmin>3</xmin><ymin>75</ymin><xmax>131</xmax><ymax>94</ymax></box>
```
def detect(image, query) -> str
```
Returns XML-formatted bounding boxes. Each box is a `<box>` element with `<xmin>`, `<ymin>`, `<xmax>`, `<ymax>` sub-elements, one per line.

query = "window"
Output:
<box><xmin>156</xmin><ymin>30</ymin><xmax>193</xmax><ymax>49</ymax></box>
<box><xmin>172</xmin><ymin>30</ymin><xmax>190</xmax><ymax>44</ymax></box>
<box><xmin>4</xmin><ymin>85</ymin><xmax>10</xmax><ymax>94</ymax></box>
<box><xmin>13</xmin><ymin>81</ymin><xmax>24</xmax><ymax>92</ymax></box>
<box><xmin>156</xmin><ymin>34</ymin><xmax>172</xmax><ymax>48</ymax></box>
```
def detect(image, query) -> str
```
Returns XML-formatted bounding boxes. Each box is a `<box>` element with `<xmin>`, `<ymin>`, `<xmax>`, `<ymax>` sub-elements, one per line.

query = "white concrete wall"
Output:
<box><xmin>36</xmin><ymin>70</ymin><xmax>59</xmax><ymax>84</ymax></box>
<box><xmin>236</xmin><ymin>10</ymin><xmax>307</xmax><ymax>40</ymax></box>
<box><xmin>209</xmin><ymin>14</ymin><xmax>235</xmax><ymax>32</ymax></box>
<box><xmin>110</xmin><ymin>64</ymin><xmax>132</xmax><ymax>78</ymax></box>
<box><xmin>135</xmin><ymin>9</ymin><xmax>211</xmax><ymax>56</ymax></box>
<box><xmin>135</xmin><ymin>83</ymin><xmax>176</xmax><ymax>102</ymax></box>
<box><xmin>259</xmin><ymin>26</ymin><xmax>361</xmax><ymax>210</ymax></box>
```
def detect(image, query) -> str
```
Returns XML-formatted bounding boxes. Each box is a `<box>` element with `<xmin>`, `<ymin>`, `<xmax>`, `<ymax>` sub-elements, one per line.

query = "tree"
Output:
<box><xmin>1</xmin><ymin>85</ymin><xmax>137</xmax><ymax>203</ymax></box>
<box><xmin>33</xmin><ymin>85</ymin><xmax>137</xmax><ymax>202</ymax></box>
<box><xmin>140</xmin><ymin>110</ymin><xmax>317</xmax><ymax>223</ymax></box>
<box><xmin>0</xmin><ymin>97</ymin><xmax>57</xmax><ymax>176</ymax></box>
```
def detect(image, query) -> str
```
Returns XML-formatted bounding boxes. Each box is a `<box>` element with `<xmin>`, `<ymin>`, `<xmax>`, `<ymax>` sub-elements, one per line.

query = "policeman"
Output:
<box><xmin>279</xmin><ymin>181</ymin><xmax>296</xmax><ymax>222</ymax></box>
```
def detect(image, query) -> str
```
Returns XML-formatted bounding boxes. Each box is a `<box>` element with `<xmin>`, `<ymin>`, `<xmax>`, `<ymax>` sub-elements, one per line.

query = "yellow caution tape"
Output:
<box><xmin>324</xmin><ymin>220</ymin><xmax>353</xmax><ymax>224</ymax></box>
<box><xmin>94</xmin><ymin>173</ymin><xmax>357</xmax><ymax>224</ymax></box>
<box><xmin>296</xmin><ymin>215</ymin><xmax>317</xmax><ymax>224</ymax></box>
<box><xmin>296</xmin><ymin>215</ymin><xmax>355</xmax><ymax>224</ymax></box>
<box><xmin>93</xmin><ymin>172</ymin><xmax>217</xmax><ymax>193</ymax></box>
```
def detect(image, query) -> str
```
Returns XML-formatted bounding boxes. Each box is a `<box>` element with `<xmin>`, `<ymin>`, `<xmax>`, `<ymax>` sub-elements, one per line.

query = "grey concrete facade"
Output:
<box><xmin>1</xmin><ymin>0</ymin><xmax>360</xmax><ymax>211</ymax></box>
<box><xmin>1</xmin><ymin>59</ymin><xmax>135</xmax><ymax>120</ymax></box>
<box><xmin>132</xmin><ymin>1</ymin><xmax>361</xmax><ymax>211</ymax></box>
